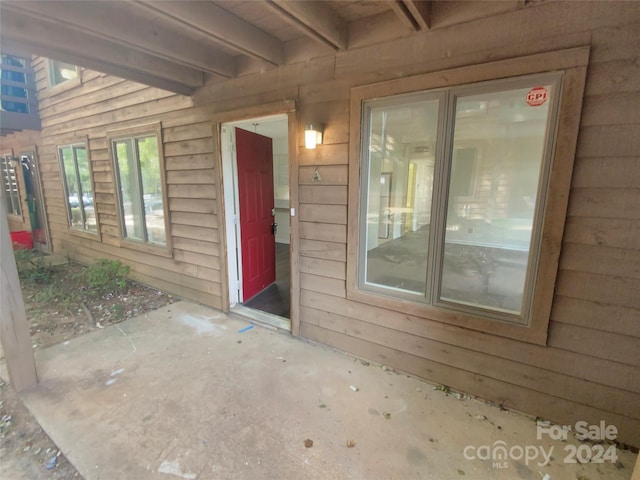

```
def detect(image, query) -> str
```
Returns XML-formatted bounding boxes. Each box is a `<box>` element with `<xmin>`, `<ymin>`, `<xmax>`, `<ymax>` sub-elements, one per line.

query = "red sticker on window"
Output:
<box><xmin>526</xmin><ymin>87</ymin><xmax>548</xmax><ymax>107</ymax></box>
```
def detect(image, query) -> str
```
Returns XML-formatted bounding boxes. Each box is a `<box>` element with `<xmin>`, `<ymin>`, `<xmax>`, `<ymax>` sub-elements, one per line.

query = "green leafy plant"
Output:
<box><xmin>14</xmin><ymin>250</ymin><xmax>54</xmax><ymax>284</ymax></box>
<box><xmin>14</xmin><ymin>248</ymin><xmax>36</xmax><ymax>276</ymax></box>
<box><xmin>83</xmin><ymin>259</ymin><xmax>130</xmax><ymax>296</ymax></box>
<box><xmin>110</xmin><ymin>304</ymin><xmax>125</xmax><ymax>321</ymax></box>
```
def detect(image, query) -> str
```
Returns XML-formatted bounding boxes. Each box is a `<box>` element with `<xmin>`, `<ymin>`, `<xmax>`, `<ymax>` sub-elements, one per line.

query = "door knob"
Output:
<box><xmin>271</xmin><ymin>223</ymin><xmax>278</xmax><ymax>234</ymax></box>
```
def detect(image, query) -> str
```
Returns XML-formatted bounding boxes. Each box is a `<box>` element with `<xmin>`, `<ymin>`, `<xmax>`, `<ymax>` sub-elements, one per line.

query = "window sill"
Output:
<box><xmin>48</xmin><ymin>76</ymin><xmax>82</xmax><ymax>96</ymax></box>
<box><xmin>67</xmin><ymin>227</ymin><xmax>101</xmax><ymax>242</ymax></box>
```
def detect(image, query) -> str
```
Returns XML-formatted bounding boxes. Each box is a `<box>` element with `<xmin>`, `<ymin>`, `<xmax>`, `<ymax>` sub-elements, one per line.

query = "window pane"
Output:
<box><xmin>137</xmin><ymin>136</ymin><xmax>165</xmax><ymax>245</ymax></box>
<box><xmin>60</xmin><ymin>146</ymin><xmax>82</xmax><ymax>228</ymax></box>
<box><xmin>115</xmin><ymin>139</ymin><xmax>145</xmax><ymax>241</ymax></box>
<box><xmin>50</xmin><ymin>60</ymin><xmax>78</xmax><ymax>85</ymax></box>
<box><xmin>440</xmin><ymin>85</ymin><xmax>554</xmax><ymax>314</ymax></box>
<box><xmin>363</xmin><ymin>98</ymin><xmax>440</xmax><ymax>295</ymax></box>
<box><xmin>74</xmin><ymin>147</ymin><xmax>96</xmax><ymax>232</ymax></box>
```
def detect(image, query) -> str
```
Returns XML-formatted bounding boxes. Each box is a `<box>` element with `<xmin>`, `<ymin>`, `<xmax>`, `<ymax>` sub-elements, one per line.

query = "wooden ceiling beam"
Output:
<box><xmin>135</xmin><ymin>0</ymin><xmax>285</xmax><ymax>66</ymax></box>
<box><xmin>389</xmin><ymin>0</ymin><xmax>431</xmax><ymax>31</ymax></box>
<box><xmin>266</xmin><ymin>1</ymin><xmax>347</xmax><ymax>51</ymax></box>
<box><xmin>3</xmin><ymin>1</ymin><xmax>236</xmax><ymax>78</ymax></box>
<box><xmin>0</xmin><ymin>9</ymin><xmax>202</xmax><ymax>95</ymax></box>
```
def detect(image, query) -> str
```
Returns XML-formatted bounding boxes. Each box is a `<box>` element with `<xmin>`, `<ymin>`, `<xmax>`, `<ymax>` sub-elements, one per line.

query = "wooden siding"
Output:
<box><xmin>12</xmin><ymin>0</ymin><xmax>640</xmax><ymax>447</ymax></box>
<box><xmin>190</xmin><ymin>2</ymin><xmax>640</xmax><ymax>445</ymax></box>
<box><xmin>30</xmin><ymin>58</ymin><xmax>223</xmax><ymax>308</ymax></box>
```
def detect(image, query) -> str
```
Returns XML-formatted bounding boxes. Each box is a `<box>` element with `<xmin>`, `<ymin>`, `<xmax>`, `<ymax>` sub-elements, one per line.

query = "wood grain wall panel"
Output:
<box><xmin>299</xmin><ymin>185</ymin><xmax>348</xmax><ymax>205</ymax></box>
<box><xmin>299</xmin><ymin>221</ymin><xmax>347</xmax><ymax>244</ymax></box>
<box><xmin>299</xmin><ymin>256</ymin><xmax>346</xmax><ymax>281</ymax></box>
<box><xmin>299</xmin><ymin>204</ymin><xmax>347</xmax><ymax>225</ymax></box>
<box><xmin>550</xmin><ymin>296</ymin><xmax>640</xmax><ymax>338</ymax></box>
<box><xmin>299</xmin><ymin>290</ymin><xmax>640</xmax><ymax>395</ymax></box>
<box><xmin>299</xmin><ymin>273</ymin><xmax>346</xmax><ymax>298</ymax></box>
<box><xmin>299</xmin><ymin>238</ymin><xmax>347</xmax><ymax>262</ymax></box>
<box><xmin>27</xmin><ymin>67</ymin><xmax>224</xmax><ymax>310</ymax></box>
<box><xmin>300</xmin><ymin>304</ymin><xmax>640</xmax><ymax>419</ymax></box>
<box><xmin>563</xmin><ymin>217</ymin><xmax>640</xmax><ymax>251</ymax></box>
<box><xmin>165</xmin><ymin>169</ymin><xmax>216</xmax><ymax>185</ymax></box>
<box><xmin>298</xmin><ymin>143</ymin><xmax>348</xmax><ymax>165</ymax></box>
<box><xmin>299</xmin><ymin>321</ymin><xmax>640</xmax><ymax>446</ymax></box>
<box><xmin>165</xmin><ymin>153</ymin><xmax>215</xmax><ymax>171</ymax></box>
<box><xmin>571</xmin><ymin>157</ymin><xmax>640</xmax><ymax>188</ymax></box>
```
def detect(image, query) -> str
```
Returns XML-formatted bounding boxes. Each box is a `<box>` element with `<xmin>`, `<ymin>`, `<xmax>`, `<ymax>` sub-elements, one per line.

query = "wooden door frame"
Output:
<box><xmin>213</xmin><ymin>100</ymin><xmax>300</xmax><ymax>335</ymax></box>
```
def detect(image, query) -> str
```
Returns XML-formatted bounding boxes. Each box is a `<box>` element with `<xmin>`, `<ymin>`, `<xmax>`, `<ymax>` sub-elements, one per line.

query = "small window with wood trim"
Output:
<box><xmin>58</xmin><ymin>143</ymin><xmax>97</xmax><ymax>233</ymax></box>
<box><xmin>348</xmin><ymin>48</ymin><xmax>589</xmax><ymax>344</ymax></box>
<box><xmin>1</xmin><ymin>153</ymin><xmax>22</xmax><ymax>216</ymax></box>
<box><xmin>48</xmin><ymin>59</ymin><xmax>79</xmax><ymax>88</ymax></box>
<box><xmin>110</xmin><ymin>126</ymin><xmax>169</xmax><ymax>248</ymax></box>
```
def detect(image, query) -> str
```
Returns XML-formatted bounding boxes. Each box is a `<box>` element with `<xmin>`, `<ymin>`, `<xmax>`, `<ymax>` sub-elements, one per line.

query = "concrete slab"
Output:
<box><xmin>11</xmin><ymin>301</ymin><xmax>638</xmax><ymax>479</ymax></box>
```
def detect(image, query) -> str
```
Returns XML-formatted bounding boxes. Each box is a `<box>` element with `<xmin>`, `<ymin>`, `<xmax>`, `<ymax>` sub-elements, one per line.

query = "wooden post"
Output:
<box><xmin>632</xmin><ymin>452</ymin><xmax>640</xmax><ymax>480</ymax></box>
<box><xmin>0</xmin><ymin>200</ymin><xmax>38</xmax><ymax>391</ymax></box>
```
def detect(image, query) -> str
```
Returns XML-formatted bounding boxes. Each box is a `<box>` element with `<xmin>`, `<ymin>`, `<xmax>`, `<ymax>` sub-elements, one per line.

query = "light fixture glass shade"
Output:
<box><xmin>305</xmin><ymin>124</ymin><xmax>322</xmax><ymax>149</ymax></box>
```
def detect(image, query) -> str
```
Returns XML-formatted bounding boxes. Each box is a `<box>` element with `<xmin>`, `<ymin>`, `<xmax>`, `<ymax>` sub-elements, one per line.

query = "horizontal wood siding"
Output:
<box><xmin>9</xmin><ymin>0</ymin><xmax>638</xmax><ymax>447</ymax></box>
<box><xmin>29</xmin><ymin>61</ymin><xmax>223</xmax><ymax>310</ymax></box>
<box><xmin>191</xmin><ymin>2</ymin><xmax>640</xmax><ymax>444</ymax></box>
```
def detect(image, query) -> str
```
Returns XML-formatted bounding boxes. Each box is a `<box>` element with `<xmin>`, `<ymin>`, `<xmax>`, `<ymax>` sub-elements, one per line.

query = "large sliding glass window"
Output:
<box><xmin>58</xmin><ymin>144</ymin><xmax>96</xmax><ymax>233</ymax></box>
<box><xmin>358</xmin><ymin>74</ymin><xmax>561</xmax><ymax>325</ymax></box>
<box><xmin>112</xmin><ymin>133</ymin><xmax>167</xmax><ymax>246</ymax></box>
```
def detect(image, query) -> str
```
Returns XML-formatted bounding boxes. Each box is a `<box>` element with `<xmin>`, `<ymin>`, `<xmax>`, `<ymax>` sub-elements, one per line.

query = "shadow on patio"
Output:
<box><xmin>4</xmin><ymin>301</ymin><xmax>637</xmax><ymax>479</ymax></box>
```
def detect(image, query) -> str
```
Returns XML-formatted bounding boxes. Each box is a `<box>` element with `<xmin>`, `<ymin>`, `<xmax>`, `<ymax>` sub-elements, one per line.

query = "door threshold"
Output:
<box><xmin>230</xmin><ymin>305</ymin><xmax>291</xmax><ymax>332</ymax></box>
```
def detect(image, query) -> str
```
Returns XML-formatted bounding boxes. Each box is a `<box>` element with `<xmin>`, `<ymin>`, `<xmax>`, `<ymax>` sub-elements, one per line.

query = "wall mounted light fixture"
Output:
<box><xmin>304</xmin><ymin>124</ymin><xmax>323</xmax><ymax>149</ymax></box>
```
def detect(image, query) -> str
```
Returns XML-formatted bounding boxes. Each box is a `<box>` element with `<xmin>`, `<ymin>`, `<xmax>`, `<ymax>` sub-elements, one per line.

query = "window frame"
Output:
<box><xmin>57</xmin><ymin>138</ymin><xmax>100</xmax><ymax>239</ymax></box>
<box><xmin>47</xmin><ymin>59</ymin><xmax>81</xmax><ymax>93</ymax></box>
<box><xmin>108</xmin><ymin>123</ymin><xmax>172</xmax><ymax>257</ymax></box>
<box><xmin>1</xmin><ymin>150</ymin><xmax>23</xmax><ymax>218</ymax></box>
<box><xmin>347</xmin><ymin>47</ymin><xmax>590</xmax><ymax>345</ymax></box>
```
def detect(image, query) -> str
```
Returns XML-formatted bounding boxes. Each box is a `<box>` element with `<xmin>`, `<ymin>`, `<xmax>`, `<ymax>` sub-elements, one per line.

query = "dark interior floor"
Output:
<box><xmin>244</xmin><ymin>242</ymin><xmax>290</xmax><ymax>318</ymax></box>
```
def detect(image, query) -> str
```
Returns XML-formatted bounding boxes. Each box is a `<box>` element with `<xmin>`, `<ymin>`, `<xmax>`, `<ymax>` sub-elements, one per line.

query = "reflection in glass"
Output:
<box><xmin>439</xmin><ymin>86</ymin><xmax>553</xmax><ymax>314</ymax></box>
<box><xmin>363</xmin><ymin>98</ymin><xmax>440</xmax><ymax>295</ymax></box>
<box><xmin>114</xmin><ymin>135</ymin><xmax>165</xmax><ymax>245</ymax></box>
<box><xmin>59</xmin><ymin>145</ymin><xmax>96</xmax><ymax>232</ymax></box>
<box><xmin>50</xmin><ymin>60</ymin><xmax>78</xmax><ymax>86</ymax></box>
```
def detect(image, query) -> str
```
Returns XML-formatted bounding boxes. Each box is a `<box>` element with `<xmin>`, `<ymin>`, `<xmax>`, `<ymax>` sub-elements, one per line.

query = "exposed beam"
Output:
<box><xmin>0</xmin><ymin>9</ymin><xmax>203</xmax><ymax>95</ymax></box>
<box><xmin>4</xmin><ymin>1</ymin><xmax>236</xmax><ymax>78</ymax></box>
<box><xmin>266</xmin><ymin>1</ymin><xmax>347</xmax><ymax>51</ymax></box>
<box><xmin>135</xmin><ymin>0</ymin><xmax>285</xmax><ymax>66</ymax></box>
<box><xmin>389</xmin><ymin>0</ymin><xmax>431</xmax><ymax>31</ymax></box>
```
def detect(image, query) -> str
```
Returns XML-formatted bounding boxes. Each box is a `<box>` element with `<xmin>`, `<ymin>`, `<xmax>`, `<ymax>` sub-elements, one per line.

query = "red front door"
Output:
<box><xmin>235</xmin><ymin>127</ymin><xmax>276</xmax><ymax>301</ymax></box>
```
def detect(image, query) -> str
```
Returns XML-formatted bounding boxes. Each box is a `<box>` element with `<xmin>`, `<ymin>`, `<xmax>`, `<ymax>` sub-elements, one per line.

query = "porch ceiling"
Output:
<box><xmin>0</xmin><ymin>1</ymin><xmax>524</xmax><ymax>96</ymax></box>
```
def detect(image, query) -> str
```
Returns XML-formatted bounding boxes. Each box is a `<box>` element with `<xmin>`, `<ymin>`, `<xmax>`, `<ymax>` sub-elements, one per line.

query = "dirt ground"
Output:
<box><xmin>0</xmin><ymin>257</ymin><xmax>175</xmax><ymax>479</ymax></box>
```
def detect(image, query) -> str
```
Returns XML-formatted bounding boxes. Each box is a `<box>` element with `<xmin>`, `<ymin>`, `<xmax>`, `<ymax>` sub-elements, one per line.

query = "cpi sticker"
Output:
<box><xmin>526</xmin><ymin>87</ymin><xmax>548</xmax><ymax>106</ymax></box>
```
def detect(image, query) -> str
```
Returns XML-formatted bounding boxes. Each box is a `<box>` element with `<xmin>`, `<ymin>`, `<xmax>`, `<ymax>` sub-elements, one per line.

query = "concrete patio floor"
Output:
<box><xmin>6</xmin><ymin>301</ymin><xmax>638</xmax><ymax>479</ymax></box>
